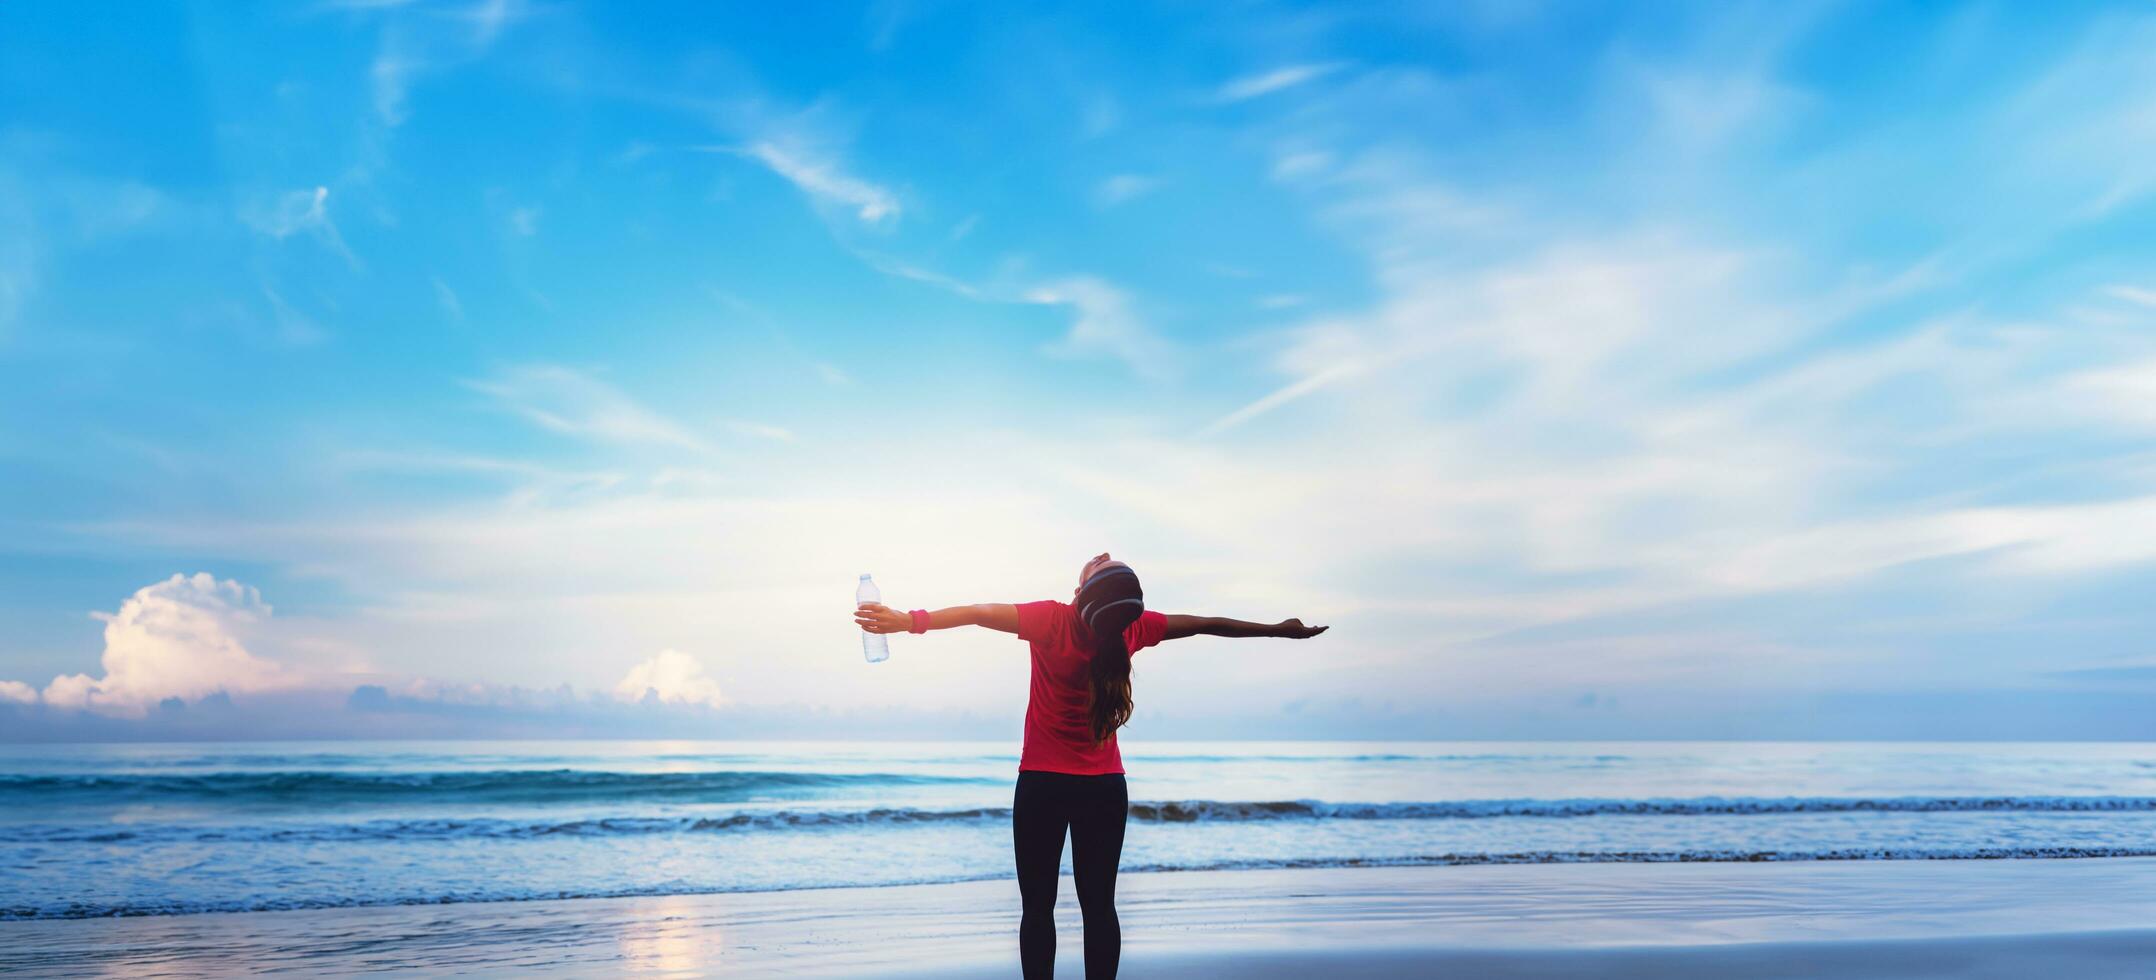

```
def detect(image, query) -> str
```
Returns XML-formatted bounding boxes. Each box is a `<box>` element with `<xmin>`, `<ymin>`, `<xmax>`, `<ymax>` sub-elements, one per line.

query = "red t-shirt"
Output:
<box><xmin>1014</xmin><ymin>599</ymin><xmax>1168</xmax><ymax>775</ymax></box>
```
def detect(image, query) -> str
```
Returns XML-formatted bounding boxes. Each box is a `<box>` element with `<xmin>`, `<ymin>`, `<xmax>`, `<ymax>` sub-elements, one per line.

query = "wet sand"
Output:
<box><xmin>6</xmin><ymin>859</ymin><xmax>2156</xmax><ymax>977</ymax></box>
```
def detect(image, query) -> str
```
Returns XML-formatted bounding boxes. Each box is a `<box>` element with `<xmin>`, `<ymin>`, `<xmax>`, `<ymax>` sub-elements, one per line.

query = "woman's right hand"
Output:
<box><xmin>854</xmin><ymin>602</ymin><xmax>911</xmax><ymax>634</ymax></box>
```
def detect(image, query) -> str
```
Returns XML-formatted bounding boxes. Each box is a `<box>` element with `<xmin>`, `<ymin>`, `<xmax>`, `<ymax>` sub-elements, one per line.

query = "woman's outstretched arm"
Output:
<box><xmin>1162</xmin><ymin>614</ymin><xmax>1328</xmax><ymax>640</ymax></box>
<box><xmin>855</xmin><ymin>601</ymin><xmax>1020</xmax><ymax>636</ymax></box>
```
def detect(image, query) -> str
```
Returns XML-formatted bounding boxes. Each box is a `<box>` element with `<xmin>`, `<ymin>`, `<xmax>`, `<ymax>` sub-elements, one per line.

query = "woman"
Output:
<box><xmin>853</xmin><ymin>552</ymin><xmax>1328</xmax><ymax>980</ymax></box>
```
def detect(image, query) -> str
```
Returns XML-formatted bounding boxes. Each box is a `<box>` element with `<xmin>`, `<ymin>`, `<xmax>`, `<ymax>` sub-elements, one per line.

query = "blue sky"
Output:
<box><xmin>3</xmin><ymin>1</ymin><xmax>2155</xmax><ymax>740</ymax></box>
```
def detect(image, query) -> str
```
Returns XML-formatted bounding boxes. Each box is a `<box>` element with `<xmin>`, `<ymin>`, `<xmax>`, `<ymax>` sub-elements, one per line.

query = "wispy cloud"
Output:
<box><xmin>260</xmin><ymin>284</ymin><xmax>330</xmax><ymax>346</ymax></box>
<box><xmin>738</xmin><ymin>141</ymin><xmax>899</xmax><ymax>224</ymax></box>
<box><xmin>1026</xmin><ymin>277</ymin><xmax>1176</xmax><ymax>379</ymax></box>
<box><xmin>332</xmin><ymin>448</ymin><xmax>626</xmax><ymax>495</ymax></box>
<box><xmin>863</xmin><ymin>0</ymin><xmax>913</xmax><ymax>52</ymax></box>
<box><xmin>459</xmin><ymin>0</ymin><xmax>526</xmax><ymax>47</ymax></box>
<box><xmin>371</xmin><ymin>51</ymin><xmax>415</xmax><ymax>126</ymax></box>
<box><xmin>2002</xmin><ymin>14</ymin><xmax>2156</xmax><ymax>219</ymax></box>
<box><xmin>1081</xmin><ymin>93</ymin><xmax>1120</xmax><ymax>138</ymax></box>
<box><xmin>1199</xmin><ymin>360</ymin><xmax>1364</xmax><ymax>436</ymax></box>
<box><xmin>507</xmin><ymin>204</ymin><xmax>540</xmax><ymax>236</ymax></box>
<box><xmin>466</xmin><ymin>364</ymin><xmax>717</xmax><ymax>454</ymax></box>
<box><xmin>1270</xmin><ymin>150</ymin><xmax>1333</xmax><ymax>182</ymax></box>
<box><xmin>241</xmin><ymin>185</ymin><xmax>360</xmax><ymax>267</ymax></box>
<box><xmin>2107</xmin><ymin>284</ymin><xmax>2156</xmax><ymax>308</ymax></box>
<box><xmin>240</xmin><ymin>185</ymin><xmax>331</xmax><ymax>238</ymax></box>
<box><xmin>349</xmin><ymin>0</ymin><xmax>532</xmax><ymax>130</ymax></box>
<box><xmin>2064</xmin><ymin>356</ymin><xmax>2156</xmax><ymax>429</ymax></box>
<box><xmin>848</xmin><ymin>248</ymin><xmax>985</xmax><ymax>298</ymax></box>
<box><xmin>1216</xmin><ymin>62</ymin><xmax>1348</xmax><ymax>102</ymax></box>
<box><xmin>432</xmin><ymin>276</ymin><xmax>464</xmax><ymax>319</ymax></box>
<box><xmin>1093</xmin><ymin>173</ymin><xmax>1160</xmax><ymax>207</ymax></box>
<box><xmin>0</xmin><ymin>212</ymin><xmax>30</xmax><ymax>332</ymax></box>
<box><xmin>719</xmin><ymin>418</ymin><xmax>796</xmax><ymax>442</ymax></box>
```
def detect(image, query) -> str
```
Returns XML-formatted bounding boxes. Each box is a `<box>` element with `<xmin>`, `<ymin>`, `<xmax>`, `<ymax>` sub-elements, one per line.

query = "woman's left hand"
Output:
<box><xmin>1274</xmin><ymin>618</ymin><xmax>1329</xmax><ymax>639</ymax></box>
<box><xmin>854</xmin><ymin>602</ymin><xmax>910</xmax><ymax>634</ymax></box>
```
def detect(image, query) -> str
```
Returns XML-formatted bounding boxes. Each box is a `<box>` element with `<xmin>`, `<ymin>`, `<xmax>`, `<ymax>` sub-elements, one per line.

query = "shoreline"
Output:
<box><xmin>16</xmin><ymin>846</ymin><xmax>2156</xmax><ymax>922</ymax></box>
<box><xmin>6</xmin><ymin>858</ymin><xmax>2156</xmax><ymax>977</ymax></box>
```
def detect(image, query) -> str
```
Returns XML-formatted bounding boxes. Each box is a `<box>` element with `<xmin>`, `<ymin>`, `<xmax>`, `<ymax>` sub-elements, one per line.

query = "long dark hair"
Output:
<box><xmin>1075</xmin><ymin>564</ymin><xmax>1143</xmax><ymax>745</ymax></box>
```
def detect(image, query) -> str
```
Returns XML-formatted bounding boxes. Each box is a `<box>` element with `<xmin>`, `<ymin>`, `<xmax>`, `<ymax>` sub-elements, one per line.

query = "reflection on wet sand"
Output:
<box><xmin>618</xmin><ymin>896</ymin><xmax>718</xmax><ymax>976</ymax></box>
<box><xmin>13</xmin><ymin>862</ymin><xmax>2156</xmax><ymax>978</ymax></box>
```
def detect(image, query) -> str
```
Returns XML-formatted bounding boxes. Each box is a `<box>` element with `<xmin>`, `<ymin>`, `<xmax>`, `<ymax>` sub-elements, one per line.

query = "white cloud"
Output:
<box><xmin>467</xmin><ymin>364</ymin><xmax>717</xmax><ymax>454</ymax></box>
<box><xmin>1217</xmin><ymin>62</ymin><xmax>1348</xmax><ymax>102</ymax></box>
<box><xmin>613</xmin><ymin>649</ymin><xmax>725</xmax><ymax>709</ymax></box>
<box><xmin>0</xmin><ymin>680</ymin><xmax>35</xmax><ymax>704</ymax></box>
<box><xmin>1094</xmin><ymin>174</ymin><xmax>1160</xmax><ymax>207</ymax></box>
<box><xmin>743</xmin><ymin>142</ymin><xmax>899</xmax><ymax>224</ymax></box>
<box><xmin>32</xmin><ymin>574</ymin><xmax>296</xmax><ymax>717</ymax></box>
<box><xmin>1026</xmin><ymin>277</ymin><xmax>1176</xmax><ymax>379</ymax></box>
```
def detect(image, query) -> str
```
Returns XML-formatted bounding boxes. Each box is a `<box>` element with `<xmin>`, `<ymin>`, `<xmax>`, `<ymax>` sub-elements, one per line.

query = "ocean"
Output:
<box><xmin>4</xmin><ymin>740</ymin><xmax>2154</xmax><ymax>919</ymax></box>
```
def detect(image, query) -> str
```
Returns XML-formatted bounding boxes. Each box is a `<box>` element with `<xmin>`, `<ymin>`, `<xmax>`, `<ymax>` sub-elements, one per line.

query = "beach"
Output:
<box><xmin>8</xmin><ymin>859</ymin><xmax>2156</xmax><ymax>977</ymax></box>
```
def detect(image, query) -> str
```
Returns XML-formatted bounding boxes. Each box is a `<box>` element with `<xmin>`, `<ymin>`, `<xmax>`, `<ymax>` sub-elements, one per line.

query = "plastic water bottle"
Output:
<box><xmin>857</xmin><ymin>574</ymin><xmax>889</xmax><ymax>663</ymax></box>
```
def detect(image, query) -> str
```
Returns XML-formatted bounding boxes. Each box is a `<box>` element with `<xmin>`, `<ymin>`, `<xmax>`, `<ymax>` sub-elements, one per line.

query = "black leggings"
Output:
<box><xmin>1013</xmin><ymin>771</ymin><xmax>1129</xmax><ymax>980</ymax></box>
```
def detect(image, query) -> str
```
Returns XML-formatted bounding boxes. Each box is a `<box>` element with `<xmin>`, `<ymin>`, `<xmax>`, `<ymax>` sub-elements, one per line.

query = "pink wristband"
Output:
<box><xmin>909</xmin><ymin>609</ymin><xmax>931</xmax><ymax>634</ymax></box>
